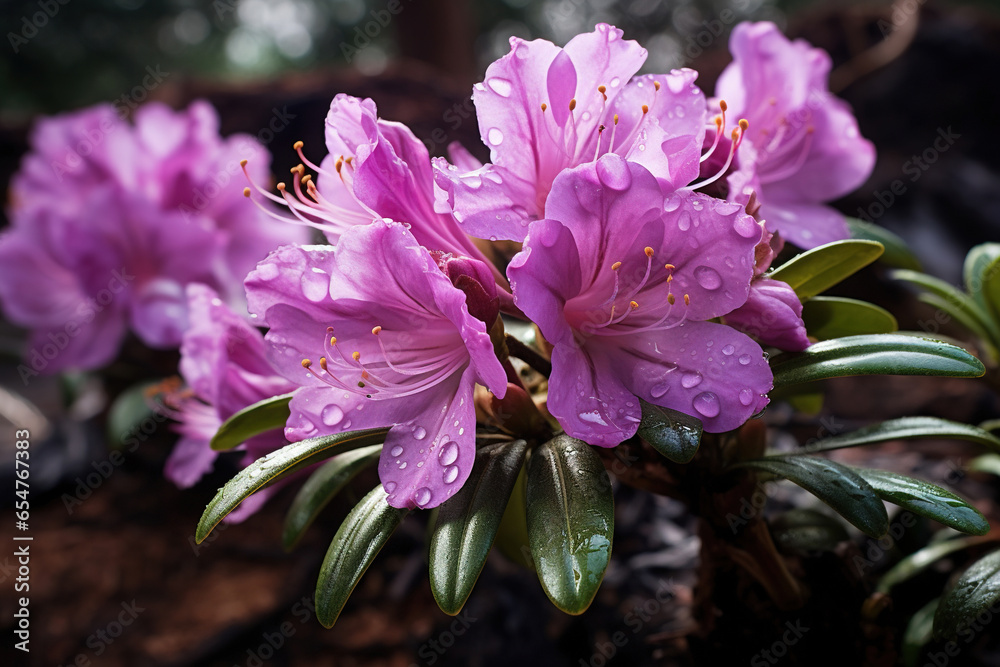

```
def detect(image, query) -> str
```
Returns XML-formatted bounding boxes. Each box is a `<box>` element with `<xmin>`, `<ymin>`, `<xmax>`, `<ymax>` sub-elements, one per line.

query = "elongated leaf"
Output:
<box><xmin>734</xmin><ymin>456</ymin><xmax>888</xmax><ymax>537</ymax></box>
<box><xmin>770</xmin><ymin>509</ymin><xmax>850</xmax><ymax>554</ymax></box>
<box><xmin>769</xmin><ymin>239</ymin><xmax>884</xmax><ymax>299</ymax></box>
<box><xmin>851</xmin><ymin>467</ymin><xmax>989</xmax><ymax>536</ymax></box>
<box><xmin>846</xmin><ymin>217</ymin><xmax>922</xmax><ymax>271</ymax></box>
<box><xmin>786</xmin><ymin>417</ymin><xmax>1000</xmax><ymax>455</ymax></box>
<box><xmin>770</xmin><ymin>334</ymin><xmax>985</xmax><ymax>389</ymax></box>
<box><xmin>902</xmin><ymin>598</ymin><xmax>939</xmax><ymax>667</ymax></box>
<box><xmin>527</xmin><ymin>435</ymin><xmax>614</xmax><ymax>614</ymax></box>
<box><xmin>429</xmin><ymin>440</ymin><xmax>528</xmax><ymax>615</ymax></box>
<box><xmin>637</xmin><ymin>400</ymin><xmax>703</xmax><ymax>463</ymax></box>
<box><xmin>934</xmin><ymin>549</ymin><xmax>1000</xmax><ymax>639</ymax></box>
<box><xmin>964</xmin><ymin>243</ymin><xmax>1000</xmax><ymax>322</ymax></box>
<box><xmin>970</xmin><ymin>453</ymin><xmax>1000</xmax><ymax>478</ymax></box>
<box><xmin>494</xmin><ymin>463</ymin><xmax>534</xmax><ymax>570</ymax></box>
<box><xmin>282</xmin><ymin>444</ymin><xmax>383</xmax><ymax>550</ymax></box>
<box><xmin>876</xmin><ymin>536</ymin><xmax>985</xmax><ymax>594</ymax></box>
<box><xmin>210</xmin><ymin>392</ymin><xmax>294</xmax><ymax>451</ymax></box>
<box><xmin>315</xmin><ymin>486</ymin><xmax>408</xmax><ymax>628</ymax></box>
<box><xmin>801</xmin><ymin>296</ymin><xmax>897</xmax><ymax>340</ymax></box>
<box><xmin>196</xmin><ymin>427</ymin><xmax>390</xmax><ymax>542</ymax></box>
<box><xmin>892</xmin><ymin>269</ymin><xmax>1000</xmax><ymax>346</ymax></box>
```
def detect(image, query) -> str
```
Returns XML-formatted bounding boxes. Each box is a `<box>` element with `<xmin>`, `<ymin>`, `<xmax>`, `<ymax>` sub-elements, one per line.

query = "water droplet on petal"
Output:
<box><xmin>739</xmin><ymin>388</ymin><xmax>754</xmax><ymax>406</ymax></box>
<box><xmin>677</xmin><ymin>211</ymin><xmax>692</xmax><ymax>231</ymax></box>
<box><xmin>610</xmin><ymin>76</ymin><xmax>620</xmax><ymax>87</ymax></box>
<box><xmin>439</xmin><ymin>441</ymin><xmax>459</xmax><ymax>466</ymax></box>
<box><xmin>722</xmin><ymin>344</ymin><xmax>735</xmax><ymax>356</ymax></box>
<box><xmin>693</xmin><ymin>392</ymin><xmax>721</xmax><ymax>418</ymax></box>
<box><xmin>389</xmin><ymin>445</ymin><xmax>404</xmax><ymax>457</ymax></box>
<box><xmin>650</xmin><ymin>383</ymin><xmax>670</xmax><ymax>398</ymax></box>
<box><xmin>595</xmin><ymin>155</ymin><xmax>632</xmax><ymax>190</ymax></box>
<box><xmin>398</xmin><ymin>461</ymin><xmax>407</xmax><ymax>469</ymax></box>
<box><xmin>300</xmin><ymin>270</ymin><xmax>328</xmax><ymax>302</ymax></box>
<box><xmin>488</xmin><ymin>127</ymin><xmax>504</xmax><ymax>146</ymax></box>
<box><xmin>681</xmin><ymin>371</ymin><xmax>703</xmax><ymax>388</ymax></box>
<box><xmin>487</xmin><ymin>77</ymin><xmax>513</xmax><ymax>97</ymax></box>
<box><xmin>384</xmin><ymin>481</ymin><xmax>397</xmax><ymax>493</ymax></box>
<box><xmin>663</xmin><ymin>197</ymin><xmax>681</xmax><ymax>213</ymax></box>
<box><xmin>414</xmin><ymin>487</ymin><xmax>433</xmax><ymax>507</ymax></box>
<box><xmin>413</xmin><ymin>426</ymin><xmax>427</xmax><ymax>440</ymax></box>
<box><xmin>733</xmin><ymin>214</ymin><xmax>760</xmax><ymax>239</ymax></box>
<box><xmin>442</xmin><ymin>465</ymin><xmax>459</xmax><ymax>484</ymax></box>
<box><xmin>738</xmin><ymin>354</ymin><xmax>752</xmax><ymax>365</ymax></box>
<box><xmin>321</xmin><ymin>405</ymin><xmax>344</xmax><ymax>426</ymax></box>
<box><xmin>694</xmin><ymin>265</ymin><xmax>722</xmax><ymax>290</ymax></box>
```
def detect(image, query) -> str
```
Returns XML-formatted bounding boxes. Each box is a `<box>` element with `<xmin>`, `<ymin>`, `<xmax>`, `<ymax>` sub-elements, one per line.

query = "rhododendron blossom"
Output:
<box><xmin>0</xmin><ymin>101</ymin><xmax>307</xmax><ymax>375</ymax></box>
<box><xmin>710</xmin><ymin>21</ymin><xmax>876</xmax><ymax>248</ymax></box>
<box><xmin>434</xmin><ymin>23</ymin><xmax>713</xmax><ymax>242</ymax></box>
<box><xmin>244</xmin><ymin>221</ymin><xmax>507</xmax><ymax>509</ymax></box>
<box><xmin>507</xmin><ymin>155</ymin><xmax>772</xmax><ymax>444</ymax></box>
<box><xmin>163</xmin><ymin>284</ymin><xmax>299</xmax><ymax>521</ymax></box>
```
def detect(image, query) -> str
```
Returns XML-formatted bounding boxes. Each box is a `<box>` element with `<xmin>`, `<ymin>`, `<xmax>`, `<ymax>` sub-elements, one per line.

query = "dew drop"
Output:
<box><xmin>384</xmin><ymin>481</ymin><xmax>397</xmax><ymax>493</ymax></box>
<box><xmin>595</xmin><ymin>155</ymin><xmax>632</xmax><ymax>190</ymax></box>
<box><xmin>487</xmin><ymin>77</ymin><xmax>513</xmax><ymax>97</ymax></box>
<box><xmin>256</xmin><ymin>262</ymin><xmax>280</xmax><ymax>281</ymax></box>
<box><xmin>321</xmin><ymin>404</ymin><xmax>344</xmax><ymax>426</ymax></box>
<box><xmin>663</xmin><ymin>198</ymin><xmax>681</xmax><ymax>213</ymax></box>
<box><xmin>733</xmin><ymin>214</ymin><xmax>760</xmax><ymax>239</ymax></box>
<box><xmin>488</xmin><ymin>127</ymin><xmax>504</xmax><ymax>146</ymax></box>
<box><xmin>390</xmin><ymin>445</ymin><xmax>404</xmax><ymax>457</ymax></box>
<box><xmin>650</xmin><ymin>383</ymin><xmax>670</xmax><ymax>398</ymax></box>
<box><xmin>413</xmin><ymin>426</ymin><xmax>427</xmax><ymax>440</ymax></box>
<box><xmin>693</xmin><ymin>392</ymin><xmax>721</xmax><ymax>418</ymax></box>
<box><xmin>739</xmin><ymin>388</ymin><xmax>754</xmax><ymax>406</ymax></box>
<box><xmin>610</xmin><ymin>76</ymin><xmax>620</xmax><ymax>87</ymax></box>
<box><xmin>300</xmin><ymin>270</ymin><xmax>328</xmax><ymax>302</ymax></box>
<box><xmin>398</xmin><ymin>461</ymin><xmax>407</xmax><ymax>469</ymax></box>
<box><xmin>694</xmin><ymin>265</ymin><xmax>722</xmax><ymax>290</ymax></box>
<box><xmin>414</xmin><ymin>487</ymin><xmax>433</xmax><ymax>507</ymax></box>
<box><xmin>677</xmin><ymin>211</ymin><xmax>692</xmax><ymax>231</ymax></box>
<box><xmin>442</xmin><ymin>465</ymin><xmax>459</xmax><ymax>484</ymax></box>
<box><xmin>738</xmin><ymin>354</ymin><xmax>752</xmax><ymax>365</ymax></box>
<box><xmin>439</xmin><ymin>441</ymin><xmax>459</xmax><ymax>466</ymax></box>
<box><xmin>722</xmin><ymin>344</ymin><xmax>735</xmax><ymax>356</ymax></box>
<box><xmin>681</xmin><ymin>371</ymin><xmax>703</xmax><ymax>388</ymax></box>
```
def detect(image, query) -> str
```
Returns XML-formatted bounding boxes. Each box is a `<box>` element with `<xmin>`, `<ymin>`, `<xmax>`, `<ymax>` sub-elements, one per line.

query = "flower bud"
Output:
<box><xmin>431</xmin><ymin>252</ymin><xmax>501</xmax><ymax>326</ymax></box>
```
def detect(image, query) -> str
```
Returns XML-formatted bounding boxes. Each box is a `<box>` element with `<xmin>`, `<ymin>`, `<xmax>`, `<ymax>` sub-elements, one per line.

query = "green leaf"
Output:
<box><xmin>733</xmin><ymin>456</ymin><xmax>888</xmax><ymax>537</ymax></box>
<box><xmin>429</xmin><ymin>440</ymin><xmax>529</xmax><ymax>615</ymax></box>
<box><xmin>315</xmin><ymin>486</ymin><xmax>408</xmax><ymax>628</ymax></box>
<box><xmin>934</xmin><ymin>549</ymin><xmax>1000</xmax><ymax>639</ymax></box>
<box><xmin>891</xmin><ymin>269</ymin><xmax>1000</xmax><ymax>347</ymax></box>
<box><xmin>494</xmin><ymin>463</ymin><xmax>534</xmax><ymax>570</ymax></box>
<box><xmin>801</xmin><ymin>296</ymin><xmax>897</xmax><ymax>340</ymax></box>
<box><xmin>785</xmin><ymin>417</ymin><xmax>1000</xmax><ymax>455</ymax></box>
<box><xmin>527</xmin><ymin>435</ymin><xmax>614</xmax><ymax>614</ymax></box>
<box><xmin>770</xmin><ymin>334</ymin><xmax>985</xmax><ymax>389</ymax></box>
<box><xmin>876</xmin><ymin>536</ymin><xmax>985</xmax><ymax>594</ymax></box>
<box><xmin>282</xmin><ymin>444</ymin><xmax>383</xmax><ymax>551</ymax></box>
<box><xmin>851</xmin><ymin>467</ymin><xmax>989</xmax><ymax>536</ymax></box>
<box><xmin>964</xmin><ymin>243</ymin><xmax>1000</xmax><ymax>323</ymax></box>
<box><xmin>769</xmin><ymin>509</ymin><xmax>850</xmax><ymax>554</ymax></box>
<box><xmin>636</xmin><ymin>400</ymin><xmax>703</xmax><ymax>464</ymax></box>
<box><xmin>970</xmin><ymin>453</ymin><xmax>1000</xmax><ymax>478</ymax></box>
<box><xmin>107</xmin><ymin>381</ymin><xmax>158</xmax><ymax>447</ymax></box>
<box><xmin>846</xmin><ymin>217</ymin><xmax>923</xmax><ymax>271</ymax></box>
<box><xmin>901</xmin><ymin>598</ymin><xmax>939</xmax><ymax>667</ymax></box>
<box><xmin>210</xmin><ymin>392</ymin><xmax>294</xmax><ymax>451</ymax></box>
<box><xmin>769</xmin><ymin>239</ymin><xmax>884</xmax><ymax>299</ymax></box>
<box><xmin>196</xmin><ymin>427</ymin><xmax>390</xmax><ymax>542</ymax></box>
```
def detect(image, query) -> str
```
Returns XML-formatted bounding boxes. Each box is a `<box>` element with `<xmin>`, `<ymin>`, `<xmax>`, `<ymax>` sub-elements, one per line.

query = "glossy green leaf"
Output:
<box><xmin>770</xmin><ymin>334</ymin><xmax>985</xmax><ymax>389</ymax></box>
<box><xmin>494</xmin><ymin>463</ymin><xmax>534</xmax><ymax>570</ymax></box>
<box><xmin>851</xmin><ymin>467</ymin><xmax>989</xmax><ymax>536</ymax></box>
<box><xmin>282</xmin><ymin>444</ymin><xmax>383</xmax><ymax>550</ymax></box>
<box><xmin>210</xmin><ymin>392</ymin><xmax>294</xmax><ymax>451</ymax></box>
<box><xmin>970</xmin><ymin>453</ymin><xmax>1000</xmax><ymax>478</ymax></box>
<box><xmin>964</xmin><ymin>243</ymin><xmax>1000</xmax><ymax>322</ymax></box>
<box><xmin>733</xmin><ymin>456</ymin><xmax>888</xmax><ymax>537</ymax></box>
<box><xmin>892</xmin><ymin>269</ymin><xmax>1000</xmax><ymax>346</ymax></box>
<box><xmin>901</xmin><ymin>598</ymin><xmax>939</xmax><ymax>667</ymax></box>
<box><xmin>934</xmin><ymin>549</ymin><xmax>1000</xmax><ymax>639</ymax></box>
<box><xmin>769</xmin><ymin>239</ymin><xmax>884</xmax><ymax>299</ymax></box>
<box><xmin>636</xmin><ymin>400</ymin><xmax>703</xmax><ymax>464</ymax></box>
<box><xmin>770</xmin><ymin>509</ymin><xmax>850</xmax><ymax>554</ymax></box>
<box><xmin>801</xmin><ymin>296</ymin><xmax>897</xmax><ymax>340</ymax></box>
<box><xmin>876</xmin><ymin>536</ymin><xmax>985</xmax><ymax>594</ymax></box>
<box><xmin>786</xmin><ymin>417</ymin><xmax>1000</xmax><ymax>455</ymax></box>
<box><xmin>846</xmin><ymin>217</ymin><xmax>922</xmax><ymax>271</ymax></box>
<box><xmin>315</xmin><ymin>486</ymin><xmax>408</xmax><ymax>628</ymax></box>
<box><xmin>429</xmin><ymin>440</ymin><xmax>529</xmax><ymax>615</ymax></box>
<box><xmin>527</xmin><ymin>435</ymin><xmax>614</xmax><ymax>614</ymax></box>
<box><xmin>196</xmin><ymin>427</ymin><xmax>390</xmax><ymax>542</ymax></box>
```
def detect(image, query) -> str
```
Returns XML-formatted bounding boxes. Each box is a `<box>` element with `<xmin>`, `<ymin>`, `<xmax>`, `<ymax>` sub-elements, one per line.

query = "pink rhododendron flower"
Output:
<box><xmin>433</xmin><ymin>23</ymin><xmax>711</xmax><ymax>242</ymax></box>
<box><xmin>710</xmin><ymin>21</ymin><xmax>876</xmax><ymax>248</ymax></box>
<box><xmin>724</xmin><ymin>226</ymin><xmax>810</xmax><ymax>350</ymax></box>
<box><xmin>244</xmin><ymin>95</ymin><xmax>507</xmax><ymax>287</ymax></box>
<box><xmin>507</xmin><ymin>155</ymin><xmax>772</xmax><ymax>443</ymax></box>
<box><xmin>164</xmin><ymin>284</ymin><xmax>299</xmax><ymax>522</ymax></box>
<box><xmin>0</xmin><ymin>101</ymin><xmax>307</xmax><ymax>375</ymax></box>
<box><xmin>244</xmin><ymin>221</ymin><xmax>508</xmax><ymax>509</ymax></box>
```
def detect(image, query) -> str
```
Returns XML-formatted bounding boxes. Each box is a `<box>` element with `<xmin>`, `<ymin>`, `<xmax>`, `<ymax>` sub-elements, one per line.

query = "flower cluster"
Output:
<box><xmin>0</xmin><ymin>101</ymin><xmax>308</xmax><ymax>375</ymax></box>
<box><xmin>239</xmin><ymin>21</ymin><xmax>872</xmax><ymax>509</ymax></box>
